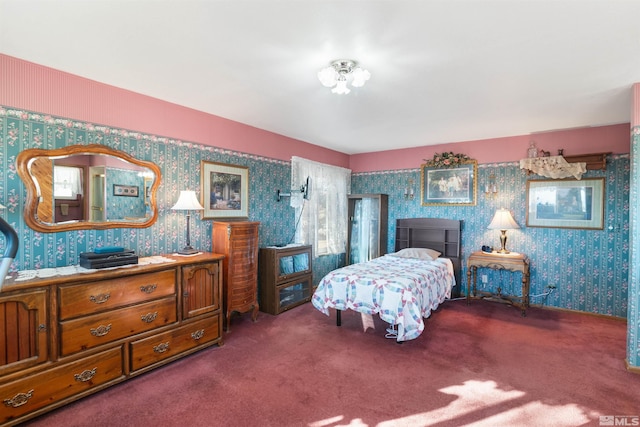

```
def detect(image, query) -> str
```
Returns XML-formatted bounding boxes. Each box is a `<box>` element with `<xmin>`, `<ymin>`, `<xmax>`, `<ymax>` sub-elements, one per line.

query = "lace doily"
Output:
<box><xmin>520</xmin><ymin>156</ymin><xmax>587</xmax><ymax>179</ymax></box>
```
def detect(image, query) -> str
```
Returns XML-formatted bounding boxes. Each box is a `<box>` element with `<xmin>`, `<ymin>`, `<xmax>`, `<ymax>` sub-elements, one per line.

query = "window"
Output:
<box><xmin>53</xmin><ymin>166</ymin><xmax>83</xmax><ymax>199</ymax></box>
<box><xmin>291</xmin><ymin>156</ymin><xmax>351</xmax><ymax>256</ymax></box>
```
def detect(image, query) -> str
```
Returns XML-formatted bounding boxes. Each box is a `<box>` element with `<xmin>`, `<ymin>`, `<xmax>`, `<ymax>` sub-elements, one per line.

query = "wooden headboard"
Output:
<box><xmin>395</xmin><ymin>218</ymin><xmax>462</xmax><ymax>297</ymax></box>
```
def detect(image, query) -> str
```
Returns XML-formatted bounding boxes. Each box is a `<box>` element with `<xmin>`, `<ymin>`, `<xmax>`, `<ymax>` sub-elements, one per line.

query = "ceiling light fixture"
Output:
<box><xmin>318</xmin><ymin>59</ymin><xmax>370</xmax><ymax>95</ymax></box>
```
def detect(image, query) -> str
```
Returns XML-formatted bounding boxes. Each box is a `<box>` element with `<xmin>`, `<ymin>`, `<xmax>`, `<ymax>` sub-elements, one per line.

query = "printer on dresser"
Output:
<box><xmin>0</xmin><ymin>253</ymin><xmax>223</xmax><ymax>426</ymax></box>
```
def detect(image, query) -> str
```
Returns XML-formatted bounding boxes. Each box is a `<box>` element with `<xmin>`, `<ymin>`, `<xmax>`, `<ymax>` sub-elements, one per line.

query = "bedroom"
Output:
<box><xmin>1</xmin><ymin>1</ymin><xmax>640</xmax><ymax>425</ymax></box>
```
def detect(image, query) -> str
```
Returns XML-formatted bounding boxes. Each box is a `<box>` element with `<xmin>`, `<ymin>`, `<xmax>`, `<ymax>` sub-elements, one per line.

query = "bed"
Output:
<box><xmin>311</xmin><ymin>218</ymin><xmax>462</xmax><ymax>342</ymax></box>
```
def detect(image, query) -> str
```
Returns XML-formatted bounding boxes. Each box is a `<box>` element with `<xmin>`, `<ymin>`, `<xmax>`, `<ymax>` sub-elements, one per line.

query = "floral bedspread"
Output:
<box><xmin>311</xmin><ymin>255</ymin><xmax>455</xmax><ymax>341</ymax></box>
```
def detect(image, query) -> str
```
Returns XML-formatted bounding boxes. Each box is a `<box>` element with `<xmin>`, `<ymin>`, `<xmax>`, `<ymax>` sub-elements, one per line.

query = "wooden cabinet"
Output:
<box><xmin>0</xmin><ymin>253</ymin><xmax>223</xmax><ymax>426</ymax></box>
<box><xmin>347</xmin><ymin>194</ymin><xmax>388</xmax><ymax>265</ymax></box>
<box><xmin>0</xmin><ymin>289</ymin><xmax>49</xmax><ymax>378</ymax></box>
<box><xmin>212</xmin><ymin>221</ymin><xmax>260</xmax><ymax>332</ymax></box>
<box><xmin>259</xmin><ymin>245</ymin><xmax>313</xmax><ymax>315</ymax></box>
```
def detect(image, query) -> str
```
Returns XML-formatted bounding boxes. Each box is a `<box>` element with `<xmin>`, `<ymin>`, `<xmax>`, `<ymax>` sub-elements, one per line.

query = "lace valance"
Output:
<box><xmin>519</xmin><ymin>156</ymin><xmax>587</xmax><ymax>179</ymax></box>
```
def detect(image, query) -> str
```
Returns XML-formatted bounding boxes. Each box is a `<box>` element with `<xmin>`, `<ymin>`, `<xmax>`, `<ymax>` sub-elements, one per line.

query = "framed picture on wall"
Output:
<box><xmin>113</xmin><ymin>184</ymin><xmax>139</xmax><ymax>197</ymax></box>
<box><xmin>526</xmin><ymin>178</ymin><xmax>605</xmax><ymax>229</ymax></box>
<box><xmin>421</xmin><ymin>160</ymin><xmax>477</xmax><ymax>206</ymax></box>
<box><xmin>201</xmin><ymin>160</ymin><xmax>249</xmax><ymax>219</ymax></box>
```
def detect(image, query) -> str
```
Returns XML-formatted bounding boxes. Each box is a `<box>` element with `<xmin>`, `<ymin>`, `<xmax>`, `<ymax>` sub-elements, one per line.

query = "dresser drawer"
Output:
<box><xmin>59</xmin><ymin>270</ymin><xmax>176</xmax><ymax>320</ymax></box>
<box><xmin>59</xmin><ymin>297</ymin><xmax>177</xmax><ymax>356</ymax></box>
<box><xmin>130</xmin><ymin>315</ymin><xmax>221</xmax><ymax>372</ymax></box>
<box><xmin>0</xmin><ymin>346</ymin><xmax>123</xmax><ymax>424</ymax></box>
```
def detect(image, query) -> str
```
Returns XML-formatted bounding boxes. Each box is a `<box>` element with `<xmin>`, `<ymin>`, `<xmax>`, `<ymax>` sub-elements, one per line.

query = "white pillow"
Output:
<box><xmin>389</xmin><ymin>247</ymin><xmax>441</xmax><ymax>260</ymax></box>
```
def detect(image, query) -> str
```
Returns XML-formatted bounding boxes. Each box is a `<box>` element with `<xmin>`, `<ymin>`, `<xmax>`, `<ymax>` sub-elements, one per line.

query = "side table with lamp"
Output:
<box><xmin>466</xmin><ymin>208</ymin><xmax>530</xmax><ymax>315</ymax></box>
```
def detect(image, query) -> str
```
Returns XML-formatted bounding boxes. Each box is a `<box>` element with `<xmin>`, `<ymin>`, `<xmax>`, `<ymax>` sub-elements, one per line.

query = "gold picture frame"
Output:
<box><xmin>421</xmin><ymin>160</ymin><xmax>477</xmax><ymax>206</ymax></box>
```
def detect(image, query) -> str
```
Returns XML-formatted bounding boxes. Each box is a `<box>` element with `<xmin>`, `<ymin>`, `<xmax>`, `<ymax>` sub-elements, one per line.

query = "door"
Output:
<box><xmin>89</xmin><ymin>166</ymin><xmax>106</xmax><ymax>221</ymax></box>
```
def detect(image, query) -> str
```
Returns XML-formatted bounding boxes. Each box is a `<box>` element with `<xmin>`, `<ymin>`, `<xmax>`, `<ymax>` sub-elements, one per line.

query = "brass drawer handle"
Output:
<box><xmin>90</xmin><ymin>324</ymin><xmax>112</xmax><ymax>337</ymax></box>
<box><xmin>191</xmin><ymin>329</ymin><xmax>205</xmax><ymax>340</ymax></box>
<box><xmin>141</xmin><ymin>312</ymin><xmax>158</xmax><ymax>323</ymax></box>
<box><xmin>3</xmin><ymin>389</ymin><xmax>34</xmax><ymax>408</ymax></box>
<box><xmin>153</xmin><ymin>342</ymin><xmax>170</xmax><ymax>353</ymax></box>
<box><xmin>140</xmin><ymin>284</ymin><xmax>157</xmax><ymax>294</ymax></box>
<box><xmin>74</xmin><ymin>367</ymin><xmax>97</xmax><ymax>382</ymax></box>
<box><xmin>89</xmin><ymin>293</ymin><xmax>110</xmax><ymax>304</ymax></box>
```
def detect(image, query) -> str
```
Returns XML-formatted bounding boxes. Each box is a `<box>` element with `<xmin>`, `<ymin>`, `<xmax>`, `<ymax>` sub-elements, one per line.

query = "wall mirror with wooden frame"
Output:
<box><xmin>17</xmin><ymin>144</ymin><xmax>162</xmax><ymax>233</ymax></box>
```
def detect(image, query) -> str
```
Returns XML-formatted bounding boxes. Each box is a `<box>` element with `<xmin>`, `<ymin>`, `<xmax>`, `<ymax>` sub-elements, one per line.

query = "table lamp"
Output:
<box><xmin>171</xmin><ymin>191</ymin><xmax>204</xmax><ymax>255</ymax></box>
<box><xmin>487</xmin><ymin>208</ymin><xmax>520</xmax><ymax>254</ymax></box>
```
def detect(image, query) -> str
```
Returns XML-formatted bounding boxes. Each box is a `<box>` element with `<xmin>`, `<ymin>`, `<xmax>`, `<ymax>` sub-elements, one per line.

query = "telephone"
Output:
<box><xmin>481</xmin><ymin>245</ymin><xmax>493</xmax><ymax>253</ymax></box>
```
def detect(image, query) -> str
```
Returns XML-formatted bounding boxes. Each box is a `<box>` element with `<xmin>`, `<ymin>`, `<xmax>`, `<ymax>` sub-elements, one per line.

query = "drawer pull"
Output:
<box><xmin>141</xmin><ymin>312</ymin><xmax>158</xmax><ymax>323</ymax></box>
<box><xmin>89</xmin><ymin>293</ymin><xmax>111</xmax><ymax>304</ymax></box>
<box><xmin>153</xmin><ymin>342</ymin><xmax>170</xmax><ymax>353</ymax></box>
<box><xmin>3</xmin><ymin>389</ymin><xmax>34</xmax><ymax>408</ymax></box>
<box><xmin>74</xmin><ymin>367</ymin><xmax>97</xmax><ymax>382</ymax></box>
<box><xmin>191</xmin><ymin>329</ymin><xmax>205</xmax><ymax>340</ymax></box>
<box><xmin>90</xmin><ymin>324</ymin><xmax>112</xmax><ymax>337</ymax></box>
<box><xmin>140</xmin><ymin>284</ymin><xmax>157</xmax><ymax>294</ymax></box>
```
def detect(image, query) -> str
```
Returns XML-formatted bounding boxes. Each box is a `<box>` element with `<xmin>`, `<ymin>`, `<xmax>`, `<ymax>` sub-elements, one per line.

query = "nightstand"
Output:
<box><xmin>466</xmin><ymin>251</ymin><xmax>530</xmax><ymax>316</ymax></box>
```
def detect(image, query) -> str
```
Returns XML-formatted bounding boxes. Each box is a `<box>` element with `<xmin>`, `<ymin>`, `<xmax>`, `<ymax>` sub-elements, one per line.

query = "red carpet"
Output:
<box><xmin>23</xmin><ymin>299</ymin><xmax>640</xmax><ymax>427</ymax></box>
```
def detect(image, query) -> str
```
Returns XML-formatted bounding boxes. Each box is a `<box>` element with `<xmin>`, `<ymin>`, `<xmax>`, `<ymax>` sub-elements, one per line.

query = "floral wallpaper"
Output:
<box><xmin>353</xmin><ymin>155</ymin><xmax>630</xmax><ymax>319</ymax></box>
<box><xmin>0</xmin><ymin>106</ymin><xmax>632</xmax><ymax>323</ymax></box>
<box><xmin>106</xmin><ymin>168</ymin><xmax>147</xmax><ymax>220</ymax></box>
<box><xmin>0</xmin><ymin>106</ymin><xmax>298</xmax><ymax>272</ymax></box>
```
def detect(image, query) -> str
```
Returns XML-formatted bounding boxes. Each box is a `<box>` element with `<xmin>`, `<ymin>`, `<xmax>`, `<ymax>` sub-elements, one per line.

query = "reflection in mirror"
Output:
<box><xmin>17</xmin><ymin>144</ymin><xmax>162</xmax><ymax>233</ymax></box>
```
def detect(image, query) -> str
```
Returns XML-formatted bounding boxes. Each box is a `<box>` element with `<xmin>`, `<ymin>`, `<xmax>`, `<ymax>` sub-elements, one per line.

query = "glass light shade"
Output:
<box><xmin>351</xmin><ymin>67</ymin><xmax>371</xmax><ymax>87</ymax></box>
<box><xmin>317</xmin><ymin>67</ymin><xmax>337</xmax><ymax>87</ymax></box>
<box><xmin>171</xmin><ymin>190</ymin><xmax>204</xmax><ymax>211</ymax></box>
<box><xmin>331</xmin><ymin>78</ymin><xmax>350</xmax><ymax>95</ymax></box>
<box><xmin>488</xmin><ymin>208</ymin><xmax>519</xmax><ymax>230</ymax></box>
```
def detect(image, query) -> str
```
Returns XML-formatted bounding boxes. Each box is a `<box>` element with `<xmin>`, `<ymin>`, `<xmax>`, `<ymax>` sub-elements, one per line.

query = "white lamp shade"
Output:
<box><xmin>0</xmin><ymin>203</ymin><xmax>5</xmax><ymax>209</ymax></box>
<box><xmin>488</xmin><ymin>208</ymin><xmax>519</xmax><ymax>230</ymax></box>
<box><xmin>171</xmin><ymin>191</ymin><xmax>204</xmax><ymax>211</ymax></box>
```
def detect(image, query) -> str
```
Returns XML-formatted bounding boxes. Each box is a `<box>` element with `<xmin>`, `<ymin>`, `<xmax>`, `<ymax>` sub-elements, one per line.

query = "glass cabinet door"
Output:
<box><xmin>347</xmin><ymin>194</ymin><xmax>388</xmax><ymax>265</ymax></box>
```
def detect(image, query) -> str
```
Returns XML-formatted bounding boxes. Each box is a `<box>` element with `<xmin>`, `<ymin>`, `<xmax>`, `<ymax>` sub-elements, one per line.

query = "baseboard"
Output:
<box><xmin>625</xmin><ymin>359</ymin><xmax>640</xmax><ymax>375</ymax></box>
<box><xmin>530</xmin><ymin>303</ymin><xmax>627</xmax><ymax>322</ymax></box>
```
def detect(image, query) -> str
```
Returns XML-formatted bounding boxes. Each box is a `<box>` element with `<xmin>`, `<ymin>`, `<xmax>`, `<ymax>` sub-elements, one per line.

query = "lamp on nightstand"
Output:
<box><xmin>487</xmin><ymin>208</ymin><xmax>520</xmax><ymax>254</ymax></box>
<box><xmin>171</xmin><ymin>190</ymin><xmax>204</xmax><ymax>255</ymax></box>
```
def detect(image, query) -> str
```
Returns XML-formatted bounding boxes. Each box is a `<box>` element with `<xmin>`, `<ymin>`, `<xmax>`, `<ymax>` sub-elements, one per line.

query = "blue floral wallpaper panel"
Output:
<box><xmin>0</xmin><ymin>105</ymin><xmax>632</xmax><ymax>321</ymax></box>
<box><xmin>0</xmin><ymin>106</ymin><xmax>297</xmax><ymax>271</ymax></box>
<box><xmin>352</xmin><ymin>156</ymin><xmax>630</xmax><ymax>319</ymax></box>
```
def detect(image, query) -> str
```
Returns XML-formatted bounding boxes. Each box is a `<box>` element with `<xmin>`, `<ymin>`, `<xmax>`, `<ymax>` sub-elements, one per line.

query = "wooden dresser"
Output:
<box><xmin>0</xmin><ymin>253</ymin><xmax>223</xmax><ymax>426</ymax></box>
<box><xmin>212</xmin><ymin>221</ymin><xmax>260</xmax><ymax>332</ymax></box>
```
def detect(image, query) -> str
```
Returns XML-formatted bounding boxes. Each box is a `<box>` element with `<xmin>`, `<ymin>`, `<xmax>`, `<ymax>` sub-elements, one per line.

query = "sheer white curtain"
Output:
<box><xmin>53</xmin><ymin>166</ymin><xmax>83</xmax><ymax>199</ymax></box>
<box><xmin>291</xmin><ymin>156</ymin><xmax>351</xmax><ymax>256</ymax></box>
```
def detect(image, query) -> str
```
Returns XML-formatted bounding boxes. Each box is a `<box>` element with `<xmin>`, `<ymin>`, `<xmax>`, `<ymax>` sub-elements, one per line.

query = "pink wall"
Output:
<box><xmin>349</xmin><ymin>123</ymin><xmax>630</xmax><ymax>173</ymax></box>
<box><xmin>1</xmin><ymin>54</ymin><xmax>631</xmax><ymax>174</ymax></box>
<box><xmin>0</xmin><ymin>54</ymin><xmax>349</xmax><ymax>168</ymax></box>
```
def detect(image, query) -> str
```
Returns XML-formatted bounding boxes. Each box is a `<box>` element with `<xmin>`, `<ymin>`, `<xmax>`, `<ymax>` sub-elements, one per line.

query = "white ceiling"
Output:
<box><xmin>2</xmin><ymin>0</ymin><xmax>640</xmax><ymax>155</ymax></box>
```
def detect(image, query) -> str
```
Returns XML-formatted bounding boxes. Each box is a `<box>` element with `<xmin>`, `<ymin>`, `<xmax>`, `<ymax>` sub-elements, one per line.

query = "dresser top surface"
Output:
<box><xmin>1</xmin><ymin>252</ymin><xmax>224</xmax><ymax>292</ymax></box>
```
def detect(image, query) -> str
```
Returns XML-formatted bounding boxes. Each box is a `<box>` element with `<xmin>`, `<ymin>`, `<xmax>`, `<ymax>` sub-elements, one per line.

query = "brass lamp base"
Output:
<box><xmin>497</xmin><ymin>229</ymin><xmax>510</xmax><ymax>254</ymax></box>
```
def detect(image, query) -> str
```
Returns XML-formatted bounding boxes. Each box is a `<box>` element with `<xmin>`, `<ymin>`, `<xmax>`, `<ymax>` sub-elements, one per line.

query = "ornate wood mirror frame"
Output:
<box><xmin>17</xmin><ymin>144</ymin><xmax>162</xmax><ymax>233</ymax></box>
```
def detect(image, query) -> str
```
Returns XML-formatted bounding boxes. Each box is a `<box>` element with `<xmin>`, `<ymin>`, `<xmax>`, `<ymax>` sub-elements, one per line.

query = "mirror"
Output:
<box><xmin>17</xmin><ymin>144</ymin><xmax>162</xmax><ymax>233</ymax></box>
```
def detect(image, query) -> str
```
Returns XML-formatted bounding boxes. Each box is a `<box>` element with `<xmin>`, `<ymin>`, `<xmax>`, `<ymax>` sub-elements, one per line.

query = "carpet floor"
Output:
<box><xmin>23</xmin><ymin>299</ymin><xmax>640</xmax><ymax>427</ymax></box>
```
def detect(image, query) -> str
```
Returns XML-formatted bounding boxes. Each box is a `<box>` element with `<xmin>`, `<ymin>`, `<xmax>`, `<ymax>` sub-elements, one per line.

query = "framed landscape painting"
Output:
<box><xmin>201</xmin><ymin>160</ymin><xmax>249</xmax><ymax>219</ymax></box>
<box><xmin>526</xmin><ymin>178</ymin><xmax>604</xmax><ymax>229</ymax></box>
<box><xmin>421</xmin><ymin>160</ymin><xmax>477</xmax><ymax>206</ymax></box>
